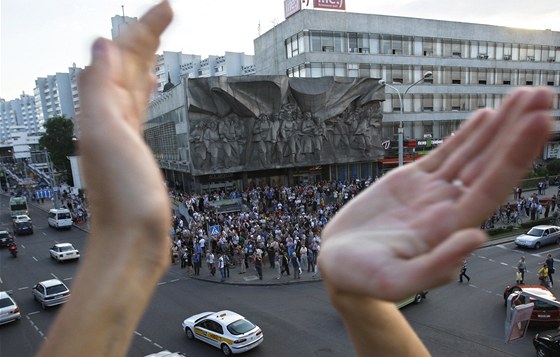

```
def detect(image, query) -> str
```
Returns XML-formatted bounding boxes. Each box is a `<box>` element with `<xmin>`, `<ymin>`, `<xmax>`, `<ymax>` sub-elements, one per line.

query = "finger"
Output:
<box><xmin>395</xmin><ymin>229</ymin><xmax>487</xmax><ymax>296</ymax></box>
<box><xmin>417</xmin><ymin>87</ymin><xmax>553</xmax><ymax>182</ymax></box>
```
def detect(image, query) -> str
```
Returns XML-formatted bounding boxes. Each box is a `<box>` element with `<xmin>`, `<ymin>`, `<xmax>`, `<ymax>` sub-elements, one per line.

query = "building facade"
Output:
<box><xmin>254</xmin><ymin>9</ymin><xmax>560</xmax><ymax>164</ymax></box>
<box><xmin>0</xmin><ymin>94</ymin><xmax>42</xmax><ymax>143</ymax></box>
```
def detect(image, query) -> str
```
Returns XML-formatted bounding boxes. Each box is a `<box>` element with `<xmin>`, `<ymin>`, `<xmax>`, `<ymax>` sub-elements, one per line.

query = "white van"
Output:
<box><xmin>48</xmin><ymin>209</ymin><xmax>73</xmax><ymax>230</ymax></box>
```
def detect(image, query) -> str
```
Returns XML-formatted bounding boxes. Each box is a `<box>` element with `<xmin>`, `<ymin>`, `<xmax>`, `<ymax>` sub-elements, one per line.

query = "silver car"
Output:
<box><xmin>49</xmin><ymin>243</ymin><xmax>80</xmax><ymax>262</ymax></box>
<box><xmin>514</xmin><ymin>225</ymin><xmax>560</xmax><ymax>249</ymax></box>
<box><xmin>32</xmin><ymin>279</ymin><xmax>70</xmax><ymax>309</ymax></box>
<box><xmin>0</xmin><ymin>291</ymin><xmax>20</xmax><ymax>325</ymax></box>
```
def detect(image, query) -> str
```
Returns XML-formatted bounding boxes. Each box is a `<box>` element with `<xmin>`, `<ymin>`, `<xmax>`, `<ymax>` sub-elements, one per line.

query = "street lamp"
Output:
<box><xmin>379</xmin><ymin>71</ymin><xmax>433</xmax><ymax>167</ymax></box>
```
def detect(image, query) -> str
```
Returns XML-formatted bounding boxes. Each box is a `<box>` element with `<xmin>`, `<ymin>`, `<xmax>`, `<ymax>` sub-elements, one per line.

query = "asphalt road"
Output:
<box><xmin>1</xmin><ymin>193</ymin><xmax>558</xmax><ymax>357</ymax></box>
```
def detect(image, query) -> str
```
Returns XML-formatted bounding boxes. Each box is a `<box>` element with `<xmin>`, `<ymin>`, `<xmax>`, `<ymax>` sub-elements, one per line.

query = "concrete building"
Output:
<box><xmin>111</xmin><ymin>14</ymin><xmax>137</xmax><ymax>40</ymax></box>
<box><xmin>155</xmin><ymin>51</ymin><xmax>201</xmax><ymax>93</ymax></box>
<box><xmin>254</xmin><ymin>9</ymin><xmax>560</xmax><ymax>165</ymax></box>
<box><xmin>0</xmin><ymin>94</ymin><xmax>42</xmax><ymax>143</ymax></box>
<box><xmin>33</xmin><ymin>72</ymin><xmax>76</xmax><ymax>124</ymax></box>
<box><xmin>180</xmin><ymin>52</ymin><xmax>255</xmax><ymax>79</ymax></box>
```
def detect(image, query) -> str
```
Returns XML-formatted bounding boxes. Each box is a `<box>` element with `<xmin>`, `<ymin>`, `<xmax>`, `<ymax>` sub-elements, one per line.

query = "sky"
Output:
<box><xmin>1</xmin><ymin>0</ymin><xmax>559</xmax><ymax>100</ymax></box>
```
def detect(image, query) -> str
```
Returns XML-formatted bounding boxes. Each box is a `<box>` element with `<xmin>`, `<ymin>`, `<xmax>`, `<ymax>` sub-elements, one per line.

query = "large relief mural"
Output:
<box><xmin>187</xmin><ymin>76</ymin><xmax>384</xmax><ymax>175</ymax></box>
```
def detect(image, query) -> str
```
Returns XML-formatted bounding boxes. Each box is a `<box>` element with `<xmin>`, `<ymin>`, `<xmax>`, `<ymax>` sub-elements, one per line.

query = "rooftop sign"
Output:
<box><xmin>313</xmin><ymin>0</ymin><xmax>345</xmax><ymax>10</ymax></box>
<box><xmin>284</xmin><ymin>0</ymin><xmax>302</xmax><ymax>18</ymax></box>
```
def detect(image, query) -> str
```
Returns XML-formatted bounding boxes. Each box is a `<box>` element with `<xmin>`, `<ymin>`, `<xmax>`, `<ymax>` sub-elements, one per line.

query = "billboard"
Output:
<box><xmin>314</xmin><ymin>0</ymin><xmax>346</xmax><ymax>10</ymax></box>
<box><xmin>284</xmin><ymin>0</ymin><xmax>302</xmax><ymax>18</ymax></box>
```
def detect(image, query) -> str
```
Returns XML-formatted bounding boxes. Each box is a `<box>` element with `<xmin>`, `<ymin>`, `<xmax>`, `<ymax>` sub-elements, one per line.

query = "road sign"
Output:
<box><xmin>209</xmin><ymin>225</ymin><xmax>221</xmax><ymax>237</ymax></box>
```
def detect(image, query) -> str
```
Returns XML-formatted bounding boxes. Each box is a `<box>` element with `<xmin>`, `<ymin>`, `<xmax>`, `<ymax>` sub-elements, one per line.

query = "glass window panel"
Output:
<box><xmin>310</xmin><ymin>31</ymin><xmax>322</xmax><ymax>52</ymax></box>
<box><xmin>323</xmin><ymin>63</ymin><xmax>335</xmax><ymax>76</ymax></box>
<box><xmin>333</xmin><ymin>32</ymin><xmax>344</xmax><ymax>52</ymax></box>
<box><xmin>335</xmin><ymin>63</ymin><xmax>346</xmax><ymax>76</ymax></box>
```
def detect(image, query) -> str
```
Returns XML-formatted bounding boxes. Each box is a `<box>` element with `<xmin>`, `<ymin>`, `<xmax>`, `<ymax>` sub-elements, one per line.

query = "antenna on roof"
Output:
<box><xmin>122</xmin><ymin>3</ymin><xmax>125</xmax><ymax>17</ymax></box>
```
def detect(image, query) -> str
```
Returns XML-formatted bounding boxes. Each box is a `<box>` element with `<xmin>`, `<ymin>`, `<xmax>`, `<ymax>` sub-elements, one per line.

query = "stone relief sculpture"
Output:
<box><xmin>187</xmin><ymin>76</ymin><xmax>384</xmax><ymax>175</ymax></box>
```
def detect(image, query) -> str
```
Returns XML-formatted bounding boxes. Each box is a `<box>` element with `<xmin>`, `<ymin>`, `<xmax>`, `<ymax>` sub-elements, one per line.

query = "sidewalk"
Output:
<box><xmin>26</xmin><ymin>196</ymin><xmax>90</xmax><ymax>233</ymax></box>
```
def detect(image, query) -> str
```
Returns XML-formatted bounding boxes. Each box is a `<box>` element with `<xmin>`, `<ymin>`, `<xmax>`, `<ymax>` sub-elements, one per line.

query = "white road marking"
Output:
<box><xmin>32</xmin><ymin>256</ymin><xmax>38</xmax><ymax>262</ymax></box>
<box><xmin>500</xmin><ymin>262</ymin><xmax>508</xmax><ymax>266</ymax></box>
<box><xmin>18</xmin><ymin>286</ymin><xmax>29</xmax><ymax>290</ymax></box>
<box><xmin>0</xmin><ymin>276</ymin><xmax>3</xmax><ymax>284</ymax></box>
<box><xmin>50</xmin><ymin>273</ymin><xmax>59</xmax><ymax>280</ymax></box>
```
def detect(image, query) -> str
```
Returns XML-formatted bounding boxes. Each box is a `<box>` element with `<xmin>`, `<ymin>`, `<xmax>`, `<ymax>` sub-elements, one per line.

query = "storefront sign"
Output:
<box><xmin>313</xmin><ymin>0</ymin><xmax>346</xmax><ymax>10</ymax></box>
<box><xmin>284</xmin><ymin>0</ymin><xmax>302</xmax><ymax>18</ymax></box>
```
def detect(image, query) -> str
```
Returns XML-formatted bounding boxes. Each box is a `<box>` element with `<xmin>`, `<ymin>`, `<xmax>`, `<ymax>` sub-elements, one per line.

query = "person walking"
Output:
<box><xmin>545</xmin><ymin>254</ymin><xmax>555</xmax><ymax>286</ymax></box>
<box><xmin>458</xmin><ymin>260</ymin><xmax>470</xmax><ymax>283</ymax></box>
<box><xmin>517</xmin><ymin>256</ymin><xmax>527</xmax><ymax>284</ymax></box>
<box><xmin>206</xmin><ymin>252</ymin><xmax>215</xmax><ymax>276</ymax></box>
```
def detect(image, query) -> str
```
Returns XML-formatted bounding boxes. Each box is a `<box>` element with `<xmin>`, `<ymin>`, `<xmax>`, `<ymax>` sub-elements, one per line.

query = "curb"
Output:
<box><xmin>188</xmin><ymin>274</ymin><xmax>323</xmax><ymax>287</ymax></box>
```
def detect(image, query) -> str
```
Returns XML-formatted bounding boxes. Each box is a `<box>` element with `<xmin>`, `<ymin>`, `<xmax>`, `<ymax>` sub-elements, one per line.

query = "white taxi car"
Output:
<box><xmin>182</xmin><ymin>310</ymin><xmax>263</xmax><ymax>355</ymax></box>
<box><xmin>49</xmin><ymin>243</ymin><xmax>80</xmax><ymax>262</ymax></box>
<box><xmin>0</xmin><ymin>291</ymin><xmax>21</xmax><ymax>325</ymax></box>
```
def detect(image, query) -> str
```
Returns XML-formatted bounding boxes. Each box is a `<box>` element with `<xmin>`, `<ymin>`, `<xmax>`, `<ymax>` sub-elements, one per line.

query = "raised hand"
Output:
<box><xmin>319</xmin><ymin>87</ymin><xmax>553</xmax><ymax>301</ymax></box>
<box><xmin>37</xmin><ymin>2</ymin><xmax>174</xmax><ymax>357</ymax></box>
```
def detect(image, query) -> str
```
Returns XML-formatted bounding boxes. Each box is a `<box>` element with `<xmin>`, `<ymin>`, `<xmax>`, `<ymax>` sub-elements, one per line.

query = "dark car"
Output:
<box><xmin>0</xmin><ymin>231</ymin><xmax>14</xmax><ymax>247</ymax></box>
<box><xmin>533</xmin><ymin>328</ymin><xmax>560</xmax><ymax>357</ymax></box>
<box><xmin>13</xmin><ymin>219</ymin><xmax>33</xmax><ymax>235</ymax></box>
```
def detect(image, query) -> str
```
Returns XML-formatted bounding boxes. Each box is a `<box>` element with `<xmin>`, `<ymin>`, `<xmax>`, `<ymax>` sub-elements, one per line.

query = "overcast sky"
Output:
<box><xmin>1</xmin><ymin>0</ymin><xmax>559</xmax><ymax>100</ymax></box>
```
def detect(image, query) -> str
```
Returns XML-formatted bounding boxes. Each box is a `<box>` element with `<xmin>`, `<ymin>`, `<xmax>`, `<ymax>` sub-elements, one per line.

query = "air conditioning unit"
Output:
<box><xmin>478</xmin><ymin>54</ymin><xmax>488</xmax><ymax>59</ymax></box>
<box><xmin>528</xmin><ymin>56</ymin><xmax>535</xmax><ymax>61</ymax></box>
<box><xmin>548</xmin><ymin>58</ymin><xmax>556</xmax><ymax>62</ymax></box>
<box><xmin>503</xmin><ymin>55</ymin><xmax>511</xmax><ymax>60</ymax></box>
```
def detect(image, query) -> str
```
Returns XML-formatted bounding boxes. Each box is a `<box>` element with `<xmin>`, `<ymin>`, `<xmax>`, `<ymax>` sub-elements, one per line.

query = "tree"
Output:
<box><xmin>38</xmin><ymin>116</ymin><xmax>75</xmax><ymax>185</ymax></box>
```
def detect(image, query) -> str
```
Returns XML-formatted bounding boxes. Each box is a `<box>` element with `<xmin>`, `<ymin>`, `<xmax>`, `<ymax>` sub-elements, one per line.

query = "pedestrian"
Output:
<box><xmin>545</xmin><ymin>254</ymin><xmax>555</xmax><ymax>286</ymax></box>
<box><xmin>206</xmin><ymin>252</ymin><xmax>215</xmax><ymax>275</ymax></box>
<box><xmin>193</xmin><ymin>251</ymin><xmax>201</xmax><ymax>276</ymax></box>
<box><xmin>224</xmin><ymin>253</ymin><xmax>230</xmax><ymax>278</ymax></box>
<box><xmin>281</xmin><ymin>250</ymin><xmax>291</xmax><ymax>276</ymax></box>
<box><xmin>458</xmin><ymin>260</ymin><xmax>470</xmax><ymax>283</ymax></box>
<box><xmin>186</xmin><ymin>249</ymin><xmax>193</xmax><ymax>274</ymax></box>
<box><xmin>291</xmin><ymin>252</ymin><xmax>301</xmax><ymax>279</ymax></box>
<box><xmin>517</xmin><ymin>256</ymin><xmax>526</xmax><ymax>284</ymax></box>
<box><xmin>218</xmin><ymin>254</ymin><xmax>226</xmax><ymax>282</ymax></box>
<box><xmin>275</xmin><ymin>253</ymin><xmax>282</xmax><ymax>279</ymax></box>
<box><xmin>239</xmin><ymin>246</ymin><xmax>247</xmax><ymax>274</ymax></box>
<box><xmin>180</xmin><ymin>250</ymin><xmax>187</xmax><ymax>269</ymax></box>
<box><xmin>254</xmin><ymin>253</ymin><xmax>263</xmax><ymax>280</ymax></box>
<box><xmin>538</xmin><ymin>263</ymin><xmax>550</xmax><ymax>288</ymax></box>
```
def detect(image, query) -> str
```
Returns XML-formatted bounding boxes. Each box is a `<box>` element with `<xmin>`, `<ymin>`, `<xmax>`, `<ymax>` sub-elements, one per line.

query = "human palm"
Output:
<box><xmin>319</xmin><ymin>87</ymin><xmax>553</xmax><ymax>301</ymax></box>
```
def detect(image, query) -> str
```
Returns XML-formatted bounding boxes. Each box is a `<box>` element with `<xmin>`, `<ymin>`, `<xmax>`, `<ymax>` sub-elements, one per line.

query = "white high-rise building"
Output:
<box><xmin>34</xmin><ymin>72</ymin><xmax>76</xmax><ymax>123</ymax></box>
<box><xmin>0</xmin><ymin>94</ymin><xmax>42</xmax><ymax>143</ymax></box>
<box><xmin>111</xmin><ymin>14</ymin><xmax>137</xmax><ymax>40</ymax></box>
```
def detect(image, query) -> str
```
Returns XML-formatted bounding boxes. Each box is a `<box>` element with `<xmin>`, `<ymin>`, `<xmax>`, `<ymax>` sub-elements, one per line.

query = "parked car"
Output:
<box><xmin>13</xmin><ymin>217</ymin><xmax>33</xmax><ymax>235</ymax></box>
<box><xmin>503</xmin><ymin>285</ymin><xmax>560</xmax><ymax>326</ymax></box>
<box><xmin>49</xmin><ymin>243</ymin><xmax>80</xmax><ymax>262</ymax></box>
<box><xmin>0</xmin><ymin>230</ymin><xmax>14</xmax><ymax>247</ymax></box>
<box><xmin>514</xmin><ymin>225</ymin><xmax>560</xmax><ymax>249</ymax></box>
<box><xmin>31</xmin><ymin>279</ymin><xmax>70</xmax><ymax>309</ymax></box>
<box><xmin>0</xmin><ymin>291</ymin><xmax>21</xmax><ymax>325</ymax></box>
<box><xmin>182</xmin><ymin>310</ymin><xmax>263</xmax><ymax>355</ymax></box>
<box><xmin>396</xmin><ymin>291</ymin><xmax>428</xmax><ymax>309</ymax></box>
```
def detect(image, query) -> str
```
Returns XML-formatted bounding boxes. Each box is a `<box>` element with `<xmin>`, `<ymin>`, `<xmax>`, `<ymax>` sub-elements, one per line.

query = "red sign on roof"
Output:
<box><xmin>313</xmin><ymin>0</ymin><xmax>346</xmax><ymax>10</ymax></box>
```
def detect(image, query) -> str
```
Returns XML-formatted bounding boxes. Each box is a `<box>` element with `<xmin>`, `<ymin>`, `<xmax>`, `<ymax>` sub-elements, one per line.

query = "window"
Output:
<box><xmin>310</xmin><ymin>31</ymin><xmax>322</xmax><ymax>52</ymax></box>
<box><xmin>451</xmin><ymin>68</ymin><xmax>461</xmax><ymax>84</ymax></box>
<box><xmin>348</xmin><ymin>63</ymin><xmax>358</xmax><ymax>77</ymax></box>
<box><xmin>422</xmin><ymin>95</ymin><xmax>433</xmax><ymax>111</ymax></box>
<box><xmin>423</xmin><ymin>37</ymin><xmax>434</xmax><ymax>56</ymax></box>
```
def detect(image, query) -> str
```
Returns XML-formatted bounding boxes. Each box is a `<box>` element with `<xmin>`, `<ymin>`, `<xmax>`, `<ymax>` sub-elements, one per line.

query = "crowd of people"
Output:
<box><xmin>169</xmin><ymin>178</ymin><xmax>377</xmax><ymax>280</ymax></box>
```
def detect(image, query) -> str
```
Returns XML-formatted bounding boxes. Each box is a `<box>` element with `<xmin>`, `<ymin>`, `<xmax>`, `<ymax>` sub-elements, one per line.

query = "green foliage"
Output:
<box><xmin>38</xmin><ymin>116</ymin><xmax>75</xmax><ymax>184</ymax></box>
<box><xmin>546</xmin><ymin>159</ymin><xmax>560</xmax><ymax>176</ymax></box>
<box><xmin>485</xmin><ymin>225</ymin><xmax>514</xmax><ymax>236</ymax></box>
<box><xmin>520</xmin><ymin>217</ymin><xmax>554</xmax><ymax>229</ymax></box>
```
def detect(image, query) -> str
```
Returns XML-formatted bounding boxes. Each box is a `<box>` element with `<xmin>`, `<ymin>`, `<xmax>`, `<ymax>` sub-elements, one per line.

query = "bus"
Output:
<box><xmin>9</xmin><ymin>196</ymin><xmax>28</xmax><ymax>219</ymax></box>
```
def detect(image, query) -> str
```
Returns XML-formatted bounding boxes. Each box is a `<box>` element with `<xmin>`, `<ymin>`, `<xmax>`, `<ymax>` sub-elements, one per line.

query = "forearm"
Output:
<box><xmin>36</xmin><ymin>228</ymin><xmax>170</xmax><ymax>357</ymax></box>
<box><xmin>327</xmin><ymin>288</ymin><xmax>430</xmax><ymax>357</ymax></box>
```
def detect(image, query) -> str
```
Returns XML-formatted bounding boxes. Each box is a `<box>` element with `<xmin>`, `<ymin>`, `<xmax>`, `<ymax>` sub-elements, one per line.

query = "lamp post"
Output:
<box><xmin>379</xmin><ymin>71</ymin><xmax>432</xmax><ymax>167</ymax></box>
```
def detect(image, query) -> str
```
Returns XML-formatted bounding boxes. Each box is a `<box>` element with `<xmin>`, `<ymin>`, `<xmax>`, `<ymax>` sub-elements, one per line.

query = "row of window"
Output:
<box><xmin>287</xmin><ymin>62</ymin><xmax>558</xmax><ymax>87</ymax></box>
<box><xmin>286</xmin><ymin>30</ymin><xmax>559</xmax><ymax>62</ymax></box>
